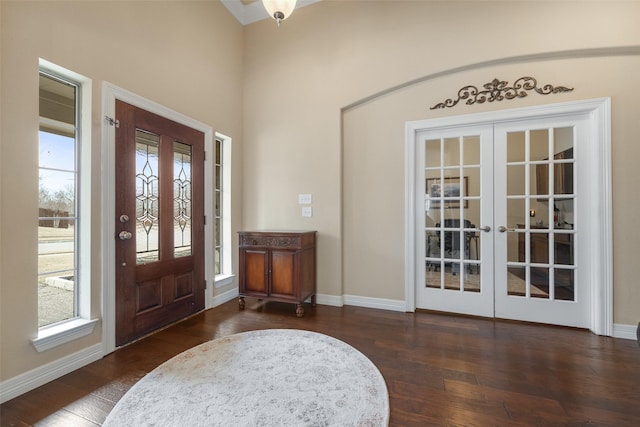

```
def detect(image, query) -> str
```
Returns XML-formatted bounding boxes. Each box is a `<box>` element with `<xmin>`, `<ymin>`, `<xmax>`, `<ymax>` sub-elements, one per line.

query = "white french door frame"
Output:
<box><xmin>405</xmin><ymin>98</ymin><xmax>612</xmax><ymax>336</ymax></box>
<box><xmin>101</xmin><ymin>82</ymin><xmax>215</xmax><ymax>354</ymax></box>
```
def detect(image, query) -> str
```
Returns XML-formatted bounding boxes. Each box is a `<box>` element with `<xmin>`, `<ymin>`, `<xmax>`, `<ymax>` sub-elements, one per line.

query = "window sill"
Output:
<box><xmin>215</xmin><ymin>274</ymin><xmax>235</xmax><ymax>289</ymax></box>
<box><xmin>32</xmin><ymin>318</ymin><xmax>98</xmax><ymax>352</ymax></box>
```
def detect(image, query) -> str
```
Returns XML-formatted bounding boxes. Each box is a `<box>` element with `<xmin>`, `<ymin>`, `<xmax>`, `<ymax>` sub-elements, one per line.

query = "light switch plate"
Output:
<box><xmin>298</xmin><ymin>194</ymin><xmax>312</xmax><ymax>205</ymax></box>
<box><xmin>301</xmin><ymin>206</ymin><xmax>312</xmax><ymax>217</ymax></box>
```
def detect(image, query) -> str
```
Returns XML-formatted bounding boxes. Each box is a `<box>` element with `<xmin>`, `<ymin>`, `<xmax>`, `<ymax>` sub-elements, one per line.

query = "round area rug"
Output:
<box><xmin>103</xmin><ymin>329</ymin><xmax>389</xmax><ymax>426</ymax></box>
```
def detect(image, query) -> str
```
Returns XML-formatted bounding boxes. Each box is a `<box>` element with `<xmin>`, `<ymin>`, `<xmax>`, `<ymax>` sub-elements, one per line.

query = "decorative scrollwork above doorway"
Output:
<box><xmin>430</xmin><ymin>76</ymin><xmax>573</xmax><ymax>110</ymax></box>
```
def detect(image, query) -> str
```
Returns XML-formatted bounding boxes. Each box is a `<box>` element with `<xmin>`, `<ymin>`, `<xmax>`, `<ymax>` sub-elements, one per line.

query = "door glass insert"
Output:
<box><xmin>507</xmin><ymin>265</ymin><xmax>526</xmax><ymax>296</ymax></box>
<box><xmin>443</xmin><ymin>137</ymin><xmax>460</xmax><ymax>166</ymax></box>
<box><xmin>424</xmin><ymin>135</ymin><xmax>482</xmax><ymax>292</ymax></box>
<box><xmin>135</xmin><ymin>130</ymin><xmax>160</xmax><ymax>265</ymax></box>
<box><xmin>173</xmin><ymin>141</ymin><xmax>192</xmax><ymax>258</ymax></box>
<box><xmin>505</xmin><ymin>128</ymin><xmax>575</xmax><ymax>301</ymax></box>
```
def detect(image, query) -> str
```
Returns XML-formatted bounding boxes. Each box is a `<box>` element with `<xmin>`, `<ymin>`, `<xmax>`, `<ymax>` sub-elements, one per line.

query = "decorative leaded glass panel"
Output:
<box><xmin>135</xmin><ymin>130</ymin><xmax>160</xmax><ymax>264</ymax></box>
<box><xmin>173</xmin><ymin>141</ymin><xmax>192</xmax><ymax>258</ymax></box>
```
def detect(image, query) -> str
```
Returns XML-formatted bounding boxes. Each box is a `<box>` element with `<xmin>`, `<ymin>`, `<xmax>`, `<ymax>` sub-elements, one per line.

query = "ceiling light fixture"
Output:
<box><xmin>262</xmin><ymin>0</ymin><xmax>297</xmax><ymax>27</ymax></box>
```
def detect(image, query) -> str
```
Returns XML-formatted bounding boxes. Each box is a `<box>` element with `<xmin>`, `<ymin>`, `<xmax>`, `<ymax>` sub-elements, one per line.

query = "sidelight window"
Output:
<box><xmin>214</xmin><ymin>134</ymin><xmax>233</xmax><ymax>286</ymax></box>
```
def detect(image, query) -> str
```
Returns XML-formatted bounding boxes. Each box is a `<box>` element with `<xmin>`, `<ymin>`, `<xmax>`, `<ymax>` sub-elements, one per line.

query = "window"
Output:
<box><xmin>38</xmin><ymin>72</ymin><xmax>78</xmax><ymax>327</ymax></box>
<box><xmin>34</xmin><ymin>60</ymin><xmax>95</xmax><ymax>351</ymax></box>
<box><xmin>214</xmin><ymin>133</ymin><xmax>233</xmax><ymax>287</ymax></box>
<box><xmin>214</xmin><ymin>137</ymin><xmax>223</xmax><ymax>275</ymax></box>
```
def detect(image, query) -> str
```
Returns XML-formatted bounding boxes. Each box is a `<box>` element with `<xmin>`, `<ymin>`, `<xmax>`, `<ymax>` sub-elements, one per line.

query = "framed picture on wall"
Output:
<box><xmin>426</xmin><ymin>176</ymin><xmax>468</xmax><ymax>208</ymax></box>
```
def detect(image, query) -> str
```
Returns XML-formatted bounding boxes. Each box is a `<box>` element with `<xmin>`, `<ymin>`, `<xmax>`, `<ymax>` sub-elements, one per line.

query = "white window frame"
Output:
<box><xmin>33</xmin><ymin>59</ymin><xmax>97</xmax><ymax>352</ymax></box>
<box><xmin>214</xmin><ymin>133</ymin><xmax>234</xmax><ymax>288</ymax></box>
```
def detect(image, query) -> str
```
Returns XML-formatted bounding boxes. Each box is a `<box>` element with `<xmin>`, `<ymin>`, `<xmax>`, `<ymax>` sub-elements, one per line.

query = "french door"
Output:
<box><xmin>493</xmin><ymin>117</ymin><xmax>589</xmax><ymax>326</ymax></box>
<box><xmin>416</xmin><ymin>125</ymin><xmax>495</xmax><ymax>317</ymax></box>
<box><xmin>114</xmin><ymin>100</ymin><xmax>205</xmax><ymax>346</ymax></box>
<box><xmin>413</xmin><ymin>110</ymin><xmax>594</xmax><ymax>329</ymax></box>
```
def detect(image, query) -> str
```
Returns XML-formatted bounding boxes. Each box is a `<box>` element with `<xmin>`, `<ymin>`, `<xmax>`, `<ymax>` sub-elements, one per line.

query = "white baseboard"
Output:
<box><xmin>0</xmin><ymin>343</ymin><xmax>103</xmax><ymax>404</ymax></box>
<box><xmin>211</xmin><ymin>287</ymin><xmax>239</xmax><ymax>308</ymax></box>
<box><xmin>343</xmin><ymin>294</ymin><xmax>407</xmax><ymax>312</ymax></box>
<box><xmin>315</xmin><ymin>293</ymin><xmax>344</xmax><ymax>307</ymax></box>
<box><xmin>613</xmin><ymin>323</ymin><xmax>639</xmax><ymax>341</ymax></box>
<box><xmin>314</xmin><ymin>293</ymin><xmax>406</xmax><ymax>312</ymax></box>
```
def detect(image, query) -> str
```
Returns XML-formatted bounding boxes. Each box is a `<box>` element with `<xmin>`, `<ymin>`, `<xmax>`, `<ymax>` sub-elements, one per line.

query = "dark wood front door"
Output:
<box><xmin>115</xmin><ymin>100</ymin><xmax>205</xmax><ymax>346</ymax></box>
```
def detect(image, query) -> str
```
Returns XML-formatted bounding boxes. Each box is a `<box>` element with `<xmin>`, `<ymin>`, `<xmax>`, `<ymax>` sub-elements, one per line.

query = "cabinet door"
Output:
<box><xmin>242</xmin><ymin>249</ymin><xmax>269</xmax><ymax>296</ymax></box>
<box><xmin>270</xmin><ymin>249</ymin><xmax>297</xmax><ymax>298</ymax></box>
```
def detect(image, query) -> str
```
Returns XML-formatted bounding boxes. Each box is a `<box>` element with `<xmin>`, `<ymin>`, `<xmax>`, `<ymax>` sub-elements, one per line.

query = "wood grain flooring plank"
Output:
<box><xmin>2</xmin><ymin>301</ymin><xmax>639</xmax><ymax>426</ymax></box>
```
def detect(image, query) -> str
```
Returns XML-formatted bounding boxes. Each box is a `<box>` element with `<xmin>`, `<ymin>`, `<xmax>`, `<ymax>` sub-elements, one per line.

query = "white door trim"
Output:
<box><xmin>405</xmin><ymin>98</ymin><xmax>612</xmax><ymax>335</ymax></box>
<box><xmin>101</xmin><ymin>82</ymin><xmax>215</xmax><ymax>354</ymax></box>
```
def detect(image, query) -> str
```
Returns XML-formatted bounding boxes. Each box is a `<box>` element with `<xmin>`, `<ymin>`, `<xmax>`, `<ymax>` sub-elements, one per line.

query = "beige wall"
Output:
<box><xmin>2</xmin><ymin>0</ymin><xmax>639</xmax><ymax>393</ymax></box>
<box><xmin>244</xmin><ymin>1</ymin><xmax>640</xmax><ymax>322</ymax></box>
<box><xmin>0</xmin><ymin>1</ymin><xmax>243</xmax><ymax>381</ymax></box>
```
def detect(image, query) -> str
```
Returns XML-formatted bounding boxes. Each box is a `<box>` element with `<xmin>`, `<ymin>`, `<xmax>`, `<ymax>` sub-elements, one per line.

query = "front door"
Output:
<box><xmin>414</xmin><ymin>111</ymin><xmax>592</xmax><ymax>329</ymax></box>
<box><xmin>115</xmin><ymin>100</ymin><xmax>205</xmax><ymax>346</ymax></box>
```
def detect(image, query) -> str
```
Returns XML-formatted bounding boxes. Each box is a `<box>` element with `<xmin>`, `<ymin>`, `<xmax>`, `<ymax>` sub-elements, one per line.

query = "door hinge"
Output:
<box><xmin>204</xmin><ymin>151</ymin><xmax>206</xmax><ymax>161</ymax></box>
<box><xmin>204</xmin><ymin>279</ymin><xmax>207</xmax><ymax>290</ymax></box>
<box><xmin>204</xmin><ymin>215</ymin><xmax>207</xmax><ymax>225</ymax></box>
<box><xmin>105</xmin><ymin>116</ymin><xmax>120</xmax><ymax>128</ymax></box>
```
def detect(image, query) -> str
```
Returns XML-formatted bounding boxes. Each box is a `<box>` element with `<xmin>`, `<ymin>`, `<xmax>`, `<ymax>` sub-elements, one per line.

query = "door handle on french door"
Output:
<box><xmin>498</xmin><ymin>226</ymin><xmax>516</xmax><ymax>233</ymax></box>
<box><xmin>477</xmin><ymin>226</ymin><xmax>491</xmax><ymax>232</ymax></box>
<box><xmin>118</xmin><ymin>230</ymin><xmax>133</xmax><ymax>240</ymax></box>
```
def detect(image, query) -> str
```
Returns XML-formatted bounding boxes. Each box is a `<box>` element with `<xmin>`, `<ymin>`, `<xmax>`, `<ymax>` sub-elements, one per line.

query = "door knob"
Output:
<box><xmin>118</xmin><ymin>230</ymin><xmax>133</xmax><ymax>240</ymax></box>
<box><xmin>498</xmin><ymin>226</ymin><xmax>516</xmax><ymax>233</ymax></box>
<box><xmin>478</xmin><ymin>226</ymin><xmax>491</xmax><ymax>232</ymax></box>
<box><xmin>119</xmin><ymin>214</ymin><xmax>130</xmax><ymax>223</ymax></box>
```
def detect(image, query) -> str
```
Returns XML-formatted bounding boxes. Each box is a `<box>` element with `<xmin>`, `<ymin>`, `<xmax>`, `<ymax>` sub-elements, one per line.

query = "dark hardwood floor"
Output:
<box><xmin>1</xmin><ymin>299</ymin><xmax>639</xmax><ymax>426</ymax></box>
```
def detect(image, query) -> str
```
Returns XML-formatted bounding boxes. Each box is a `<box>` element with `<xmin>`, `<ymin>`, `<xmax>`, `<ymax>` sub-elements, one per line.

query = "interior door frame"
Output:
<box><xmin>102</xmin><ymin>82</ymin><xmax>215</xmax><ymax>354</ymax></box>
<box><xmin>405</xmin><ymin>97</ymin><xmax>612</xmax><ymax>336</ymax></box>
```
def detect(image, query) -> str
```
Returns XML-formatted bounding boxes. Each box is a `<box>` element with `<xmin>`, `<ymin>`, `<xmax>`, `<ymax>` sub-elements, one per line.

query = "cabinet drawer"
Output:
<box><xmin>240</xmin><ymin>234</ymin><xmax>302</xmax><ymax>249</ymax></box>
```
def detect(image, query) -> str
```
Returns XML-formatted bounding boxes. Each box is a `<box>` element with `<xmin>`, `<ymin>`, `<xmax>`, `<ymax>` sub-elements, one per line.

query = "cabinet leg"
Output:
<box><xmin>238</xmin><ymin>297</ymin><xmax>245</xmax><ymax>310</ymax></box>
<box><xmin>296</xmin><ymin>303</ymin><xmax>304</xmax><ymax>318</ymax></box>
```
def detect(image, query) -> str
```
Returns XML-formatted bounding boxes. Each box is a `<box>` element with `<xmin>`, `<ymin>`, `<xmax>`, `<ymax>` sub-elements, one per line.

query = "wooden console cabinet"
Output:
<box><xmin>238</xmin><ymin>231</ymin><xmax>317</xmax><ymax>317</ymax></box>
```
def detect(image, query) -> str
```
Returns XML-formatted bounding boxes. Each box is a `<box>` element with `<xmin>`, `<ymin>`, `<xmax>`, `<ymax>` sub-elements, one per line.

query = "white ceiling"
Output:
<box><xmin>221</xmin><ymin>0</ymin><xmax>321</xmax><ymax>26</ymax></box>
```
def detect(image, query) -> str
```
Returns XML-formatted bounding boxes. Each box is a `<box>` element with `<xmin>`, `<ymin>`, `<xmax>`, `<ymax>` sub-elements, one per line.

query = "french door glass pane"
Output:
<box><xmin>507</xmin><ymin>231</ymin><xmax>519</xmax><ymax>264</ymax></box>
<box><xmin>507</xmin><ymin>266</ymin><xmax>526</xmax><ymax>296</ymax></box>
<box><xmin>443</xmin><ymin>137</ymin><xmax>459</xmax><ymax>166</ymax></box>
<box><xmin>424</xmin><ymin>139</ymin><xmax>441</xmax><ymax>168</ymax></box>
<box><xmin>463</xmin><ymin>136</ymin><xmax>480</xmax><ymax>164</ymax></box>
<box><xmin>555</xmin><ymin>268</ymin><xmax>575</xmax><ymax>301</ymax></box>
